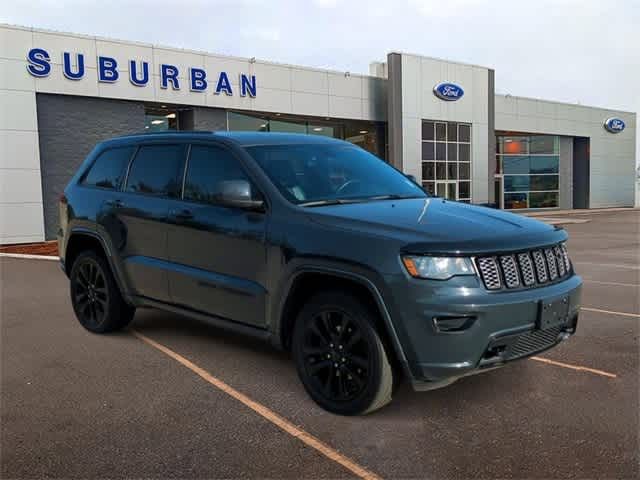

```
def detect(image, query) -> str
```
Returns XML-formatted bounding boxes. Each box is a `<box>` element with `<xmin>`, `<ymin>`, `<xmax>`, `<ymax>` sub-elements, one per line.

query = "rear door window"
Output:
<box><xmin>125</xmin><ymin>144</ymin><xmax>186</xmax><ymax>197</ymax></box>
<box><xmin>82</xmin><ymin>147</ymin><xmax>135</xmax><ymax>190</ymax></box>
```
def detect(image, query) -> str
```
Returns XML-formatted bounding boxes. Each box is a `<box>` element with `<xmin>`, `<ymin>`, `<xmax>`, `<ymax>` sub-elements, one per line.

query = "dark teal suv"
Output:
<box><xmin>59</xmin><ymin>132</ymin><xmax>582</xmax><ymax>415</ymax></box>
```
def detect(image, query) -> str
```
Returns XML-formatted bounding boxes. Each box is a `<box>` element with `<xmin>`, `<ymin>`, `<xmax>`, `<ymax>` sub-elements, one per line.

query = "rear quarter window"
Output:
<box><xmin>82</xmin><ymin>146</ymin><xmax>135</xmax><ymax>190</ymax></box>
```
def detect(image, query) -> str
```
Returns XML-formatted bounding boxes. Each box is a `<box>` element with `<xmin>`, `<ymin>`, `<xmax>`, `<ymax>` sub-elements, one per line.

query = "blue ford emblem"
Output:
<box><xmin>433</xmin><ymin>82</ymin><xmax>464</xmax><ymax>101</ymax></box>
<box><xmin>603</xmin><ymin>117</ymin><xmax>625</xmax><ymax>133</ymax></box>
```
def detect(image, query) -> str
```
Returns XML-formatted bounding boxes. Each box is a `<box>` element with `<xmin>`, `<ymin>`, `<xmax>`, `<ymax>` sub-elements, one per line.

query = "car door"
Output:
<box><xmin>166</xmin><ymin>142</ymin><xmax>268</xmax><ymax>327</ymax></box>
<box><xmin>110</xmin><ymin>142</ymin><xmax>187</xmax><ymax>303</ymax></box>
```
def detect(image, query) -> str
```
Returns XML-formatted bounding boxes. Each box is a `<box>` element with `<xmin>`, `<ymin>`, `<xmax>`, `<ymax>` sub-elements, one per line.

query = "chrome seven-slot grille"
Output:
<box><xmin>476</xmin><ymin>243</ymin><xmax>571</xmax><ymax>290</ymax></box>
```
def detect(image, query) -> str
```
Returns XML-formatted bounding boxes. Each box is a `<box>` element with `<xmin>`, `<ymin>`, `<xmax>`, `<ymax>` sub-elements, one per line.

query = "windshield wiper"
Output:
<box><xmin>299</xmin><ymin>195</ymin><xmax>424</xmax><ymax>207</ymax></box>
<box><xmin>367</xmin><ymin>194</ymin><xmax>425</xmax><ymax>201</ymax></box>
<box><xmin>298</xmin><ymin>198</ymin><xmax>367</xmax><ymax>207</ymax></box>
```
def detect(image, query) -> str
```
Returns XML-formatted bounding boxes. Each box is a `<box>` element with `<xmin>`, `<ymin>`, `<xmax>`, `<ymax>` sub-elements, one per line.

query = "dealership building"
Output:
<box><xmin>0</xmin><ymin>23</ymin><xmax>637</xmax><ymax>244</ymax></box>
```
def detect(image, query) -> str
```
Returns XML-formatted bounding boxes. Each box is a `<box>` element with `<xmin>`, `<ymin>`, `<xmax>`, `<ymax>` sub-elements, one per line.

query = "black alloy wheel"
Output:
<box><xmin>72</xmin><ymin>258</ymin><xmax>109</xmax><ymax>328</ymax></box>
<box><xmin>302</xmin><ymin>309</ymin><xmax>371</xmax><ymax>402</ymax></box>
<box><xmin>293</xmin><ymin>291</ymin><xmax>394</xmax><ymax>415</ymax></box>
<box><xmin>69</xmin><ymin>250</ymin><xmax>135</xmax><ymax>333</ymax></box>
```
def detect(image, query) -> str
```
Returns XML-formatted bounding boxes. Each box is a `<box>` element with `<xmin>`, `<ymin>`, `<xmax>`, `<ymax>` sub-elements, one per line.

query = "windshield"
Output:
<box><xmin>245</xmin><ymin>144</ymin><xmax>427</xmax><ymax>206</ymax></box>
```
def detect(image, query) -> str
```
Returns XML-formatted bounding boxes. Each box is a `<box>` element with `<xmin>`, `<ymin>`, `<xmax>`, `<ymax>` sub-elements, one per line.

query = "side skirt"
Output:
<box><xmin>132</xmin><ymin>296</ymin><xmax>273</xmax><ymax>343</ymax></box>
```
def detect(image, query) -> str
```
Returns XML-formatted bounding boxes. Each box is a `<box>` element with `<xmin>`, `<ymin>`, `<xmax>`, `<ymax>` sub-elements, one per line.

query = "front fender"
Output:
<box><xmin>269</xmin><ymin>259</ymin><xmax>416</xmax><ymax>381</ymax></box>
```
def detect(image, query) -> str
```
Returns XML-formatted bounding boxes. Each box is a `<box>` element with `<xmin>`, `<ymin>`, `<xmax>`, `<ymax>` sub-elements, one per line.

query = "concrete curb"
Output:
<box><xmin>0</xmin><ymin>253</ymin><xmax>60</xmax><ymax>261</ymax></box>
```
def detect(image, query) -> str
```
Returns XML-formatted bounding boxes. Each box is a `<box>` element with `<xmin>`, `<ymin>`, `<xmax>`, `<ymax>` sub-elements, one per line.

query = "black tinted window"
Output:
<box><xmin>83</xmin><ymin>147</ymin><xmax>134</xmax><ymax>190</ymax></box>
<box><xmin>125</xmin><ymin>144</ymin><xmax>185</xmax><ymax>197</ymax></box>
<box><xmin>184</xmin><ymin>145</ymin><xmax>254</xmax><ymax>204</ymax></box>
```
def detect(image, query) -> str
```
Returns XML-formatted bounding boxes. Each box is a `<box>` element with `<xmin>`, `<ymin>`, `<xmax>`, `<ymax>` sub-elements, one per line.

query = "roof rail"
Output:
<box><xmin>139</xmin><ymin>130</ymin><xmax>215</xmax><ymax>135</ymax></box>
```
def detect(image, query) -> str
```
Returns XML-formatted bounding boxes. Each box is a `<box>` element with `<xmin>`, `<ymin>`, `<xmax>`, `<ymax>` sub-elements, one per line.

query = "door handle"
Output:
<box><xmin>171</xmin><ymin>208</ymin><xmax>194</xmax><ymax>220</ymax></box>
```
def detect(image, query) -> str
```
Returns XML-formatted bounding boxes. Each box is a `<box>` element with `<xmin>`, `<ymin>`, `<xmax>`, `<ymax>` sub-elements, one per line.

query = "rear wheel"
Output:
<box><xmin>69</xmin><ymin>250</ymin><xmax>135</xmax><ymax>333</ymax></box>
<box><xmin>292</xmin><ymin>291</ymin><xmax>394</xmax><ymax>415</ymax></box>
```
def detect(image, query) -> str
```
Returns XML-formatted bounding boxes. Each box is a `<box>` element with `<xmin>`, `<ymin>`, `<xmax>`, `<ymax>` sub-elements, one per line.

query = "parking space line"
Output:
<box><xmin>132</xmin><ymin>330</ymin><xmax>382</xmax><ymax>480</ymax></box>
<box><xmin>530</xmin><ymin>356</ymin><xmax>617</xmax><ymax>378</ymax></box>
<box><xmin>581</xmin><ymin>307</ymin><xmax>640</xmax><ymax>318</ymax></box>
<box><xmin>583</xmin><ymin>279</ymin><xmax>639</xmax><ymax>288</ymax></box>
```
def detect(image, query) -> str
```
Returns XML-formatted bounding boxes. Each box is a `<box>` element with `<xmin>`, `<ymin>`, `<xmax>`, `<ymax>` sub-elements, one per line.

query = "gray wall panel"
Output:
<box><xmin>386</xmin><ymin>53</ymin><xmax>403</xmax><ymax>170</ymax></box>
<box><xmin>36</xmin><ymin>94</ymin><xmax>144</xmax><ymax>239</ymax></box>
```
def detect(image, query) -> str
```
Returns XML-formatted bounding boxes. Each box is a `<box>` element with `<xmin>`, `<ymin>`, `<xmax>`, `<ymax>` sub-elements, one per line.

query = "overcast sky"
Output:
<box><xmin>3</xmin><ymin>0</ymin><xmax>638</xmax><ymax>164</ymax></box>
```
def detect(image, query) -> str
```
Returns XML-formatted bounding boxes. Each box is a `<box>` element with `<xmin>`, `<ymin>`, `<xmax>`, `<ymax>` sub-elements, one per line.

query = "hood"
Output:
<box><xmin>307</xmin><ymin>198</ymin><xmax>566</xmax><ymax>255</ymax></box>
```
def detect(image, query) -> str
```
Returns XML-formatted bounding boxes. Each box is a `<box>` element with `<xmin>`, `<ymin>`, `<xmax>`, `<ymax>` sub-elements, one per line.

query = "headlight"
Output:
<box><xmin>401</xmin><ymin>255</ymin><xmax>476</xmax><ymax>280</ymax></box>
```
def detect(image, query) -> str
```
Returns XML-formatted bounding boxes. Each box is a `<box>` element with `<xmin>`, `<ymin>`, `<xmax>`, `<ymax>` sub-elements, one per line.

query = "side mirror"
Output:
<box><xmin>218</xmin><ymin>180</ymin><xmax>265</xmax><ymax>211</ymax></box>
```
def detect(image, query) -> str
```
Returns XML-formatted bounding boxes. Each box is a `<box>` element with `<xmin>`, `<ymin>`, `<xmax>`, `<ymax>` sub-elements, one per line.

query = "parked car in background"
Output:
<box><xmin>59</xmin><ymin>132</ymin><xmax>582</xmax><ymax>415</ymax></box>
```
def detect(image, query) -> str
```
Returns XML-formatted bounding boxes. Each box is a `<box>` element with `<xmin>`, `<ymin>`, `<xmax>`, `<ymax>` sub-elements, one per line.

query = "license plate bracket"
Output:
<box><xmin>537</xmin><ymin>295</ymin><xmax>570</xmax><ymax>330</ymax></box>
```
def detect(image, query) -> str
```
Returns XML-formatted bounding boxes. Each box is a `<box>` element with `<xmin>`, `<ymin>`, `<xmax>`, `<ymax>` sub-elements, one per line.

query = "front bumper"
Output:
<box><xmin>386</xmin><ymin>273</ymin><xmax>582</xmax><ymax>390</ymax></box>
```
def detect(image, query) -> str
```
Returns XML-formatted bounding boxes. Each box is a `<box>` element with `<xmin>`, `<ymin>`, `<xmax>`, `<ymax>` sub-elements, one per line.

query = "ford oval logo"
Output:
<box><xmin>433</xmin><ymin>82</ymin><xmax>464</xmax><ymax>101</ymax></box>
<box><xmin>604</xmin><ymin>117</ymin><xmax>625</xmax><ymax>133</ymax></box>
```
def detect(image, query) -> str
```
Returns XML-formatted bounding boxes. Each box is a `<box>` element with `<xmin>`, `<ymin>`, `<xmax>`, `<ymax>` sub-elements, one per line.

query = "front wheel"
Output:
<box><xmin>292</xmin><ymin>291</ymin><xmax>394</xmax><ymax>415</ymax></box>
<box><xmin>69</xmin><ymin>250</ymin><xmax>135</xmax><ymax>333</ymax></box>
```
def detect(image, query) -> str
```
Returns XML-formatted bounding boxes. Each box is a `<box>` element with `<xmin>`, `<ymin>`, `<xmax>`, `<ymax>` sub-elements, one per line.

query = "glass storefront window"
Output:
<box><xmin>447</xmin><ymin>122</ymin><xmax>458</xmax><ymax>141</ymax></box>
<box><xmin>530</xmin><ymin>192</ymin><xmax>559</xmax><ymax>208</ymax></box>
<box><xmin>458</xmin><ymin>143</ymin><xmax>470</xmax><ymax>162</ymax></box>
<box><xmin>458</xmin><ymin>181</ymin><xmax>471</xmax><ymax>199</ymax></box>
<box><xmin>497</xmin><ymin>134</ymin><xmax>560</xmax><ymax>209</ymax></box>
<box><xmin>308</xmin><ymin>124</ymin><xmax>335</xmax><ymax>137</ymax></box>
<box><xmin>498</xmin><ymin>136</ymin><xmax>528</xmax><ymax>155</ymax></box>
<box><xmin>530</xmin><ymin>155</ymin><xmax>559</xmax><ymax>174</ymax></box>
<box><xmin>530</xmin><ymin>135</ymin><xmax>559</xmax><ymax>154</ymax></box>
<box><xmin>504</xmin><ymin>175</ymin><xmax>530</xmax><ymax>192</ymax></box>
<box><xmin>270</xmin><ymin>119</ymin><xmax>306</xmax><ymax>134</ymax></box>
<box><xmin>421</xmin><ymin>120</ymin><xmax>472</xmax><ymax>202</ymax></box>
<box><xmin>422</xmin><ymin>142</ymin><xmax>435</xmax><ymax>160</ymax></box>
<box><xmin>459</xmin><ymin>163</ymin><xmax>470</xmax><ymax>180</ymax></box>
<box><xmin>447</xmin><ymin>163</ymin><xmax>457</xmax><ymax>180</ymax></box>
<box><xmin>422</xmin><ymin>162</ymin><xmax>435</xmax><ymax>181</ymax></box>
<box><xmin>458</xmin><ymin>124</ymin><xmax>471</xmax><ymax>143</ymax></box>
<box><xmin>504</xmin><ymin>192</ymin><xmax>528</xmax><ymax>209</ymax></box>
<box><xmin>144</xmin><ymin>108</ymin><xmax>178</xmax><ymax>132</ymax></box>
<box><xmin>447</xmin><ymin>143</ymin><xmax>457</xmax><ymax>161</ymax></box>
<box><xmin>228</xmin><ymin>112</ymin><xmax>268</xmax><ymax>131</ymax></box>
<box><xmin>422</xmin><ymin>122</ymin><xmax>435</xmax><ymax>141</ymax></box>
<box><xmin>502</xmin><ymin>156</ymin><xmax>530</xmax><ymax>175</ymax></box>
<box><xmin>530</xmin><ymin>175</ymin><xmax>559</xmax><ymax>191</ymax></box>
<box><xmin>227</xmin><ymin>111</ymin><xmax>383</xmax><ymax>158</ymax></box>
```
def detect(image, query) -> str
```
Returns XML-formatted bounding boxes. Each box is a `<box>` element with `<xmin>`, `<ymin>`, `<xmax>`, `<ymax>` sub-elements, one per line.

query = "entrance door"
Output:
<box><xmin>436</xmin><ymin>181</ymin><xmax>458</xmax><ymax>200</ymax></box>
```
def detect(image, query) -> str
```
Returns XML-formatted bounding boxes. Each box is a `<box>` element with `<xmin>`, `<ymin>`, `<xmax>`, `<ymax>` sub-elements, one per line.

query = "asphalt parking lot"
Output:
<box><xmin>1</xmin><ymin>210</ymin><xmax>638</xmax><ymax>479</ymax></box>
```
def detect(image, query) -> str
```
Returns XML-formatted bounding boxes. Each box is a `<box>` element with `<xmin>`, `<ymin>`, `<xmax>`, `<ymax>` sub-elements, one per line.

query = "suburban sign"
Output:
<box><xmin>25</xmin><ymin>48</ymin><xmax>257</xmax><ymax>97</ymax></box>
<box><xmin>433</xmin><ymin>82</ymin><xmax>464</xmax><ymax>101</ymax></box>
<box><xmin>603</xmin><ymin>117</ymin><xmax>625</xmax><ymax>134</ymax></box>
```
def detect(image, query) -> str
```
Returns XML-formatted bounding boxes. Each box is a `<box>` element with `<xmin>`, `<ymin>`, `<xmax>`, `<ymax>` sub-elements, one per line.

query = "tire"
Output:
<box><xmin>292</xmin><ymin>291</ymin><xmax>394</xmax><ymax>415</ymax></box>
<box><xmin>69</xmin><ymin>250</ymin><xmax>135</xmax><ymax>333</ymax></box>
